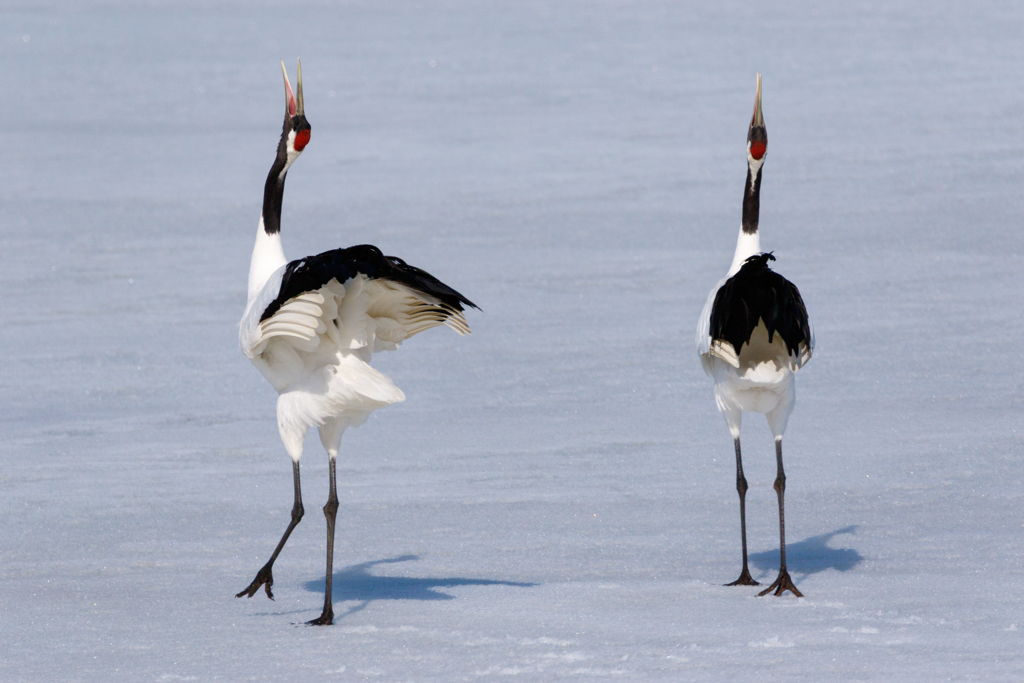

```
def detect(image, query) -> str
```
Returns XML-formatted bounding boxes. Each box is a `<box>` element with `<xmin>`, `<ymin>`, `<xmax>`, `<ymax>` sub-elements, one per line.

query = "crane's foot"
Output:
<box><xmin>307</xmin><ymin>607</ymin><xmax>334</xmax><ymax>626</ymax></box>
<box><xmin>725</xmin><ymin>567</ymin><xmax>761</xmax><ymax>586</ymax></box>
<box><xmin>757</xmin><ymin>568</ymin><xmax>803</xmax><ymax>597</ymax></box>
<box><xmin>236</xmin><ymin>564</ymin><xmax>274</xmax><ymax>600</ymax></box>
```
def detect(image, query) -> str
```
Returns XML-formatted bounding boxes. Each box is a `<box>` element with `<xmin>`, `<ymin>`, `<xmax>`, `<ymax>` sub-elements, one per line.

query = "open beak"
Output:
<box><xmin>747</xmin><ymin>73</ymin><xmax>767</xmax><ymax>159</ymax></box>
<box><xmin>296</xmin><ymin>59</ymin><xmax>304</xmax><ymax>116</ymax></box>
<box><xmin>281</xmin><ymin>60</ymin><xmax>299</xmax><ymax>117</ymax></box>
<box><xmin>750</xmin><ymin>73</ymin><xmax>764</xmax><ymax>130</ymax></box>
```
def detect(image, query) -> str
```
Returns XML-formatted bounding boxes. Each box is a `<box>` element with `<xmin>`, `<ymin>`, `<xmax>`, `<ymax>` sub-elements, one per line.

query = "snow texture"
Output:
<box><xmin>2</xmin><ymin>1</ymin><xmax>1022</xmax><ymax>680</ymax></box>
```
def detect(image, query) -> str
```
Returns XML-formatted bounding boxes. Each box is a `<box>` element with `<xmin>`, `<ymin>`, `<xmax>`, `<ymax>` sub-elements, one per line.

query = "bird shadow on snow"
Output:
<box><xmin>748</xmin><ymin>526</ymin><xmax>863</xmax><ymax>580</ymax></box>
<box><xmin>302</xmin><ymin>555</ymin><xmax>538</xmax><ymax>620</ymax></box>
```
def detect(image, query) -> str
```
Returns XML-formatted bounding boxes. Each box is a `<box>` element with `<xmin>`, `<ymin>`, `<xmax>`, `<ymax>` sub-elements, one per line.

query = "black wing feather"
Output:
<box><xmin>260</xmin><ymin>244</ymin><xmax>477</xmax><ymax>323</ymax></box>
<box><xmin>709</xmin><ymin>253</ymin><xmax>810</xmax><ymax>357</ymax></box>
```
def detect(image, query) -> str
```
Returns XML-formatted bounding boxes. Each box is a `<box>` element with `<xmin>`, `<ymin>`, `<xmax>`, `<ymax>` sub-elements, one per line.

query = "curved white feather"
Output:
<box><xmin>696</xmin><ymin>277</ymin><xmax>725</xmax><ymax>358</ymax></box>
<box><xmin>240</xmin><ymin>269</ymin><xmax>473</xmax><ymax>462</ymax></box>
<box><xmin>240</xmin><ymin>265</ymin><xmax>286</xmax><ymax>359</ymax></box>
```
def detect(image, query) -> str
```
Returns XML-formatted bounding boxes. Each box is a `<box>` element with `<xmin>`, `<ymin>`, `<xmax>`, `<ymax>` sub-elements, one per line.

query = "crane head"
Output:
<box><xmin>281</xmin><ymin>59</ymin><xmax>311</xmax><ymax>154</ymax></box>
<box><xmin>747</xmin><ymin>73</ymin><xmax>767</xmax><ymax>163</ymax></box>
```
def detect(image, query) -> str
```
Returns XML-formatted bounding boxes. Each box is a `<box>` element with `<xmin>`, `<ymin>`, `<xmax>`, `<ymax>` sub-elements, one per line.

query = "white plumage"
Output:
<box><xmin>235</xmin><ymin>60</ymin><xmax>474</xmax><ymax>625</ymax></box>
<box><xmin>696</xmin><ymin>74</ymin><xmax>813</xmax><ymax>597</ymax></box>
<box><xmin>241</xmin><ymin>270</ymin><xmax>470</xmax><ymax>458</ymax></box>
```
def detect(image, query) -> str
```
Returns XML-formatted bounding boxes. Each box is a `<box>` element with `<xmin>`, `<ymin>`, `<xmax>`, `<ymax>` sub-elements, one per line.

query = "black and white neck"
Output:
<box><xmin>728</xmin><ymin>73</ymin><xmax>768</xmax><ymax>276</ymax></box>
<box><xmin>249</xmin><ymin>59</ymin><xmax>312</xmax><ymax>301</ymax></box>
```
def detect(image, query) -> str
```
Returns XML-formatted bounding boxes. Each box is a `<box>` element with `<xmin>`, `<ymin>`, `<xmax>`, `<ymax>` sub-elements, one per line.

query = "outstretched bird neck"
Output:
<box><xmin>729</xmin><ymin>113</ymin><xmax>767</xmax><ymax>276</ymax></box>
<box><xmin>262</xmin><ymin>126</ymin><xmax>306</xmax><ymax>237</ymax></box>
<box><xmin>733</xmin><ymin>71</ymin><xmax>767</xmax><ymax>276</ymax></box>
<box><xmin>249</xmin><ymin>64</ymin><xmax>311</xmax><ymax>301</ymax></box>
<box><xmin>248</xmin><ymin>127</ymin><xmax>302</xmax><ymax>302</ymax></box>
<box><xmin>728</xmin><ymin>158</ymin><xmax>764</xmax><ymax>276</ymax></box>
<box><xmin>741</xmin><ymin>156</ymin><xmax>763</xmax><ymax>236</ymax></box>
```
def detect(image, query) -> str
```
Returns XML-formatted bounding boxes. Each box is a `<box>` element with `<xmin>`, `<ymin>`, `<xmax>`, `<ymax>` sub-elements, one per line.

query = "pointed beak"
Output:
<box><xmin>296</xmin><ymin>59</ymin><xmax>304</xmax><ymax>116</ymax></box>
<box><xmin>281</xmin><ymin>60</ymin><xmax>297</xmax><ymax>117</ymax></box>
<box><xmin>750</xmin><ymin>73</ymin><xmax>764</xmax><ymax>130</ymax></box>
<box><xmin>747</xmin><ymin>73</ymin><xmax>767</xmax><ymax>159</ymax></box>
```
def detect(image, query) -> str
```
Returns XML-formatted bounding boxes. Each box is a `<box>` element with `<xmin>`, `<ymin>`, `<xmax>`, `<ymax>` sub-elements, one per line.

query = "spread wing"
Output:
<box><xmin>241</xmin><ymin>244</ymin><xmax>476</xmax><ymax>363</ymax></box>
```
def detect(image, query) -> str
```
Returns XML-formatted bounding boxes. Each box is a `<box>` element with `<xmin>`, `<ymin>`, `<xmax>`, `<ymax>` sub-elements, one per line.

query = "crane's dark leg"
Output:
<box><xmin>726</xmin><ymin>437</ymin><xmax>760</xmax><ymax>586</ymax></box>
<box><xmin>758</xmin><ymin>439</ymin><xmax>803</xmax><ymax>597</ymax></box>
<box><xmin>307</xmin><ymin>456</ymin><xmax>339</xmax><ymax>625</ymax></box>
<box><xmin>237</xmin><ymin>460</ymin><xmax>304</xmax><ymax>600</ymax></box>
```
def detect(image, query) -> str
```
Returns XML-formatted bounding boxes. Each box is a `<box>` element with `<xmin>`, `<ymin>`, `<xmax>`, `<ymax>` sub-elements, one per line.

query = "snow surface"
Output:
<box><xmin>2</xmin><ymin>1</ymin><xmax>1023</xmax><ymax>680</ymax></box>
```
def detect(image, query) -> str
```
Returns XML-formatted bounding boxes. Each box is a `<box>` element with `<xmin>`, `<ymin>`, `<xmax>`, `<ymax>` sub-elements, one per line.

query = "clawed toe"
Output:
<box><xmin>725</xmin><ymin>567</ymin><xmax>761</xmax><ymax>587</ymax></box>
<box><xmin>236</xmin><ymin>565</ymin><xmax>275</xmax><ymax>600</ymax></box>
<box><xmin>306</xmin><ymin>610</ymin><xmax>333</xmax><ymax>626</ymax></box>
<box><xmin>757</xmin><ymin>568</ymin><xmax>802</xmax><ymax>597</ymax></box>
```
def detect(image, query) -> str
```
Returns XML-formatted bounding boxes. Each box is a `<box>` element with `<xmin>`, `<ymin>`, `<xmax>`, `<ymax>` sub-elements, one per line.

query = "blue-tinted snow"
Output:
<box><xmin>2</xmin><ymin>1</ymin><xmax>1022</xmax><ymax>680</ymax></box>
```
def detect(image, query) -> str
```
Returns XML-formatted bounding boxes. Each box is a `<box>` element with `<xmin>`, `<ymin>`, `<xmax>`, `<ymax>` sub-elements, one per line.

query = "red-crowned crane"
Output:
<box><xmin>235</xmin><ymin>60</ymin><xmax>476</xmax><ymax>625</ymax></box>
<box><xmin>696</xmin><ymin>74</ymin><xmax>814</xmax><ymax>597</ymax></box>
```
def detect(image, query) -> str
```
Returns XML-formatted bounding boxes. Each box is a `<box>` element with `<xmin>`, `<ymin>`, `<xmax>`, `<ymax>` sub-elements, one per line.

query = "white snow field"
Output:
<box><xmin>2</xmin><ymin>1</ymin><xmax>1022</xmax><ymax>680</ymax></box>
